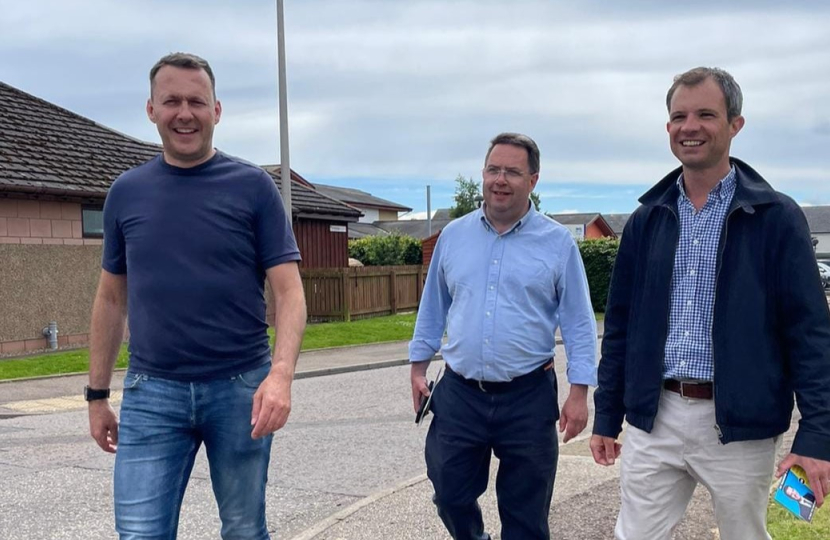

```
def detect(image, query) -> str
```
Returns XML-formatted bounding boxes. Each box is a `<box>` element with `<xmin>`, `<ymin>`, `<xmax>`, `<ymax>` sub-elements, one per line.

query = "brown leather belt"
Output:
<box><xmin>664</xmin><ymin>379</ymin><xmax>713</xmax><ymax>400</ymax></box>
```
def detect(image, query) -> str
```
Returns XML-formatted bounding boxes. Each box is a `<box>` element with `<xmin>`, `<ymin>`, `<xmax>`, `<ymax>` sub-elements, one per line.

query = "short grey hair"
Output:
<box><xmin>150</xmin><ymin>52</ymin><xmax>216</xmax><ymax>98</ymax></box>
<box><xmin>485</xmin><ymin>132</ymin><xmax>540</xmax><ymax>174</ymax></box>
<box><xmin>666</xmin><ymin>67</ymin><xmax>742</xmax><ymax>120</ymax></box>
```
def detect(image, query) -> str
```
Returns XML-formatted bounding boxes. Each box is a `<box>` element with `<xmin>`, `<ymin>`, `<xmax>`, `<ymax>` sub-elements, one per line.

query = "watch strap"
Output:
<box><xmin>84</xmin><ymin>386</ymin><xmax>111</xmax><ymax>401</ymax></box>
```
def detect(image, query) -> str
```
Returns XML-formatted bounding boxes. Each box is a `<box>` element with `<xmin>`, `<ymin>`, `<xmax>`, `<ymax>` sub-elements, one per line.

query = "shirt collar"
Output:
<box><xmin>676</xmin><ymin>165</ymin><xmax>737</xmax><ymax>204</ymax></box>
<box><xmin>479</xmin><ymin>203</ymin><xmax>534</xmax><ymax>234</ymax></box>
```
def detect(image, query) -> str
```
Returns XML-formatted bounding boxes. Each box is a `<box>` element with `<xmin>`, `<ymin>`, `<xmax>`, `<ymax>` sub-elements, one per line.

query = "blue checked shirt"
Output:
<box><xmin>409</xmin><ymin>207</ymin><xmax>597</xmax><ymax>385</ymax></box>
<box><xmin>663</xmin><ymin>167</ymin><xmax>736</xmax><ymax>381</ymax></box>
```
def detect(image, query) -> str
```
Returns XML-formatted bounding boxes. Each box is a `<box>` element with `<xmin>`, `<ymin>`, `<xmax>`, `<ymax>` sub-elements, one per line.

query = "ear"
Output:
<box><xmin>529</xmin><ymin>173</ymin><xmax>539</xmax><ymax>191</ymax></box>
<box><xmin>730</xmin><ymin>115</ymin><xmax>745</xmax><ymax>137</ymax></box>
<box><xmin>146</xmin><ymin>99</ymin><xmax>157</xmax><ymax>124</ymax></box>
<box><xmin>666</xmin><ymin>121</ymin><xmax>671</xmax><ymax>134</ymax></box>
<box><xmin>214</xmin><ymin>99</ymin><xmax>222</xmax><ymax>125</ymax></box>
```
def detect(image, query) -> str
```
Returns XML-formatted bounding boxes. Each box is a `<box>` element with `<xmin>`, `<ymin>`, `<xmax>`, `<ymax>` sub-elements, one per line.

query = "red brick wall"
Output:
<box><xmin>0</xmin><ymin>199</ymin><xmax>102</xmax><ymax>246</ymax></box>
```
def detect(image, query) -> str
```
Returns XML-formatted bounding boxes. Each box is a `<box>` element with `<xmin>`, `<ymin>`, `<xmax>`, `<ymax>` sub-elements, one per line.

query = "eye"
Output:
<box><xmin>505</xmin><ymin>169</ymin><xmax>523</xmax><ymax>179</ymax></box>
<box><xmin>485</xmin><ymin>166</ymin><xmax>500</xmax><ymax>175</ymax></box>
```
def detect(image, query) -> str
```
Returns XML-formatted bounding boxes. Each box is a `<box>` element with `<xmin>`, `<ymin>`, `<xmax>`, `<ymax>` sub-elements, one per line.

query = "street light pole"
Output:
<box><xmin>277</xmin><ymin>0</ymin><xmax>292</xmax><ymax>216</ymax></box>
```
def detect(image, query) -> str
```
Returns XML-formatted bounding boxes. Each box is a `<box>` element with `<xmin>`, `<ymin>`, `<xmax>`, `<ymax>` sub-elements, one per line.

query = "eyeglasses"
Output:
<box><xmin>482</xmin><ymin>166</ymin><xmax>527</xmax><ymax>180</ymax></box>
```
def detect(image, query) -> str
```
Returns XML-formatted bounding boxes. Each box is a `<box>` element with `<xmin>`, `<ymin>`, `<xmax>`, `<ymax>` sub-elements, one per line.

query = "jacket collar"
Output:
<box><xmin>639</xmin><ymin>157</ymin><xmax>778</xmax><ymax>211</ymax></box>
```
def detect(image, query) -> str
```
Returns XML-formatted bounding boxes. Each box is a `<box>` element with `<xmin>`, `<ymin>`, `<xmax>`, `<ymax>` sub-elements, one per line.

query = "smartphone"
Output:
<box><xmin>415</xmin><ymin>380</ymin><xmax>435</xmax><ymax>425</ymax></box>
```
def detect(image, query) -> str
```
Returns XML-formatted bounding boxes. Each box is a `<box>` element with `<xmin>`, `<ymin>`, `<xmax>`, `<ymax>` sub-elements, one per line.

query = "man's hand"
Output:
<box><xmin>410</xmin><ymin>361</ymin><xmax>431</xmax><ymax>412</ymax></box>
<box><xmin>776</xmin><ymin>453</ymin><xmax>830</xmax><ymax>507</ymax></box>
<box><xmin>251</xmin><ymin>367</ymin><xmax>292</xmax><ymax>439</ymax></box>
<box><xmin>559</xmin><ymin>384</ymin><xmax>588</xmax><ymax>443</ymax></box>
<box><xmin>590</xmin><ymin>434</ymin><xmax>622</xmax><ymax>466</ymax></box>
<box><xmin>88</xmin><ymin>401</ymin><xmax>119</xmax><ymax>453</ymax></box>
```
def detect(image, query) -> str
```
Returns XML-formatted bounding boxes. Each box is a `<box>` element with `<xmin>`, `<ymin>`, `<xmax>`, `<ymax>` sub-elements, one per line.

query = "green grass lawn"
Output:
<box><xmin>0</xmin><ymin>312</ymin><xmax>417</xmax><ymax>381</ymax></box>
<box><xmin>0</xmin><ymin>310</ymin><xmax>604</xmax><ymax>381</ymax></box>
<box><xmin>768</xmin><ymin>498</ymin><xmax>829</xmax><ymax>539</ymax></box>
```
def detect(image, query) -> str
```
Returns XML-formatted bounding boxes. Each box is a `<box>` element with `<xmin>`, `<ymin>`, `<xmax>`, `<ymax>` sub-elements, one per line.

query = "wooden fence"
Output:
<box><xmin>299</xmin><ymin>265</ymin><xmax>426</xmax><ymax>322</ymax></box>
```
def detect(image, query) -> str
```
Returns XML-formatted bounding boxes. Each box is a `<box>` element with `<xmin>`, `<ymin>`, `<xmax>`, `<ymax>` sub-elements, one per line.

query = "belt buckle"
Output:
<box><xmin>478</xmin><ymin>380</ymin><xmax>487</xmax><ymax>393</ymax></box>
<box><xmin>678</xmin><ymin>381</ymin><xmax>691</xmax><ymax>399</ymax></box>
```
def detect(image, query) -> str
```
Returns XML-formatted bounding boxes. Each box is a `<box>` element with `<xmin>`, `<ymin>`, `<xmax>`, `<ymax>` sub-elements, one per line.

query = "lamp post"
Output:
<box><xmin>277</xmin><ymin>0</ymin><xmax>292</xmax><ymax>216</ymax></box>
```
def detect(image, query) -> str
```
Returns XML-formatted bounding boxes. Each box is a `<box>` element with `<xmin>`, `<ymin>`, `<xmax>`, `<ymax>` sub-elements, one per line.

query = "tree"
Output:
<box><xmin>530</xmin><ymin>191</ymin><xmax>541</xmax><ymax>211</ymax></box>
<box><xmin>449</xmin><ymin>174</ymin><xmax>481</xmax><ymax>218</ymax></box>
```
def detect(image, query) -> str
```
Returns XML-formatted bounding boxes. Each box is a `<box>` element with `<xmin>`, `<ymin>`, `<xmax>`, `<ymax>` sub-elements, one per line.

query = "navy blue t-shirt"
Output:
<box><xmin>102</xmin><ymin>152</ymin><xmax>301</xmax><ymax>380</ymax></box>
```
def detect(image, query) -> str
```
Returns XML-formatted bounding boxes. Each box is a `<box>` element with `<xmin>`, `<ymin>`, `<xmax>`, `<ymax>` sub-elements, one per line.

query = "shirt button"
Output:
<box><xmin>680</xmin><ymin>361</ymin><xmax>686</xmax><ymax>367</ymax></box>
<box><xmin>493</xmin><ymin>259</ymin><xmax>499</xmax><ymax>264</ymax></box>
<box><xmin>693</xmin><ymin>239</ymin><xmax>699</xmax><ymax>245</ymax></box>
<box><xmin>684</xmin><ymin>331</ymin><xmax>690</xmax><ymax>337</ymax></box>
<box><xmin>486</xmin><ymin>311</ymin><xmax>491</xmax><ymax>317</ymax></box>
<box><xmin>689</xmin><ymin>269</ymin><xmax>696</xmax><ymax>276</ymax></box>
<box><xmin>489</xmin><ymin>286</ymin><xmax>494</xmax><ymax>291</ymax></box>
<box><xmin>687</xmin><ymin>300</ymin><xmax>693</xmax><ymax>307</ymax></box>
<box><xmin>484</xmin><ymin>339</ymin><xmax>490</xmax><ymax>344</ymax></box>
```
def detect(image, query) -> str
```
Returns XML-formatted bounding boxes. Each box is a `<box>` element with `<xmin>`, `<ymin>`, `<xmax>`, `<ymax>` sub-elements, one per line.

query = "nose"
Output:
<box><xmin>176</xmin><ymin>103</ymin><xmax>194</xmax><ymax>121</ymax></box>
<box><xmin>680</xmin><ymin>116</ymin><xmax>700</xmax><ymax>132</ymax></box>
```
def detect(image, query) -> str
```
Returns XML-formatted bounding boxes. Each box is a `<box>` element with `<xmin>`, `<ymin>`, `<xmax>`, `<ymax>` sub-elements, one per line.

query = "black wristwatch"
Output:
<box><xmin>84</xmin><ymin>386</ymin><xmax>111</xmax><ymax>402</ymax></box>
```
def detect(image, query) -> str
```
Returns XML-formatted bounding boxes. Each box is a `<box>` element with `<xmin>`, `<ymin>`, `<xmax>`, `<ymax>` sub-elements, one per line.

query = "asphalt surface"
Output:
<box><xmin>0</xmin><ymin>331</ymin><xmax>801</xmax><ymax>539</ymax></box>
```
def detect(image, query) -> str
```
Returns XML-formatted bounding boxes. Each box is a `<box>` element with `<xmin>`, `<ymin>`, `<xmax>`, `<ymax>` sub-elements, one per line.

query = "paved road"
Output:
<box><xmin>0</xmin><ymin>338</ymin><xmax>800</xmax><ymax>539</ymax></box>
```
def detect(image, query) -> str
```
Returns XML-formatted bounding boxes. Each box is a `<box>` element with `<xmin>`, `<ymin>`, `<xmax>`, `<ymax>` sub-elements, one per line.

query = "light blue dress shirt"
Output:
<box><xmin>409</xmin><ymin>206</ymin><xmax>597</xmax><ymax>385</ymax></box>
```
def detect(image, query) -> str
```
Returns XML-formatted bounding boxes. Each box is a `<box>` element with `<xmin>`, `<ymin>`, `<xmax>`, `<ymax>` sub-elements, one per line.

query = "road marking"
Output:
<box><xmin>2</xmin><ymin>391</ymin><xmax>123</xmax><ymax>413</ymax></box>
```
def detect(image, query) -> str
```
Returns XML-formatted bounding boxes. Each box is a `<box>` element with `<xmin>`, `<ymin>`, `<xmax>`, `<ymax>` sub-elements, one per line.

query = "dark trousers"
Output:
<box><xmin>425</xmin><ymin>366</ymin><xmax>559</xmax><ymax>540</ymax></box>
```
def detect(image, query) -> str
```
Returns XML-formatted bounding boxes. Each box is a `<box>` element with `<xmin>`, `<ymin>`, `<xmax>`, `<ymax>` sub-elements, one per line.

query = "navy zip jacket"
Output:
<box><xmin>593</xmin><ymin>158</ymin><xmax>830</xmax><ymax>461</ymax></box>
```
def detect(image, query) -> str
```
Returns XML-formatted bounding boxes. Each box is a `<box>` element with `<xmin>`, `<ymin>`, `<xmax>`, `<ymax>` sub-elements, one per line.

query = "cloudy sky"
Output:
<box><xmin>2</xmin><ymin>0</ymin><xmax>828</xmax><ymax>216</ymax></box>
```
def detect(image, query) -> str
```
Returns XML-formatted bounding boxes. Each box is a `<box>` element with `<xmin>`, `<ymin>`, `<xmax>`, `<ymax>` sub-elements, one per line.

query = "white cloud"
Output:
<box><xmin>1</xmin><ymin>0</ymin><xmax>828</xmax><ymax>215</ymax></box>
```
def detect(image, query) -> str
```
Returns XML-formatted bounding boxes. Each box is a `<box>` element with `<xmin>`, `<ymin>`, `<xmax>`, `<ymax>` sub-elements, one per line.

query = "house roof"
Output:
<box><xmin>375</xmin><ymin>218</ymin><xmax>454</xmax><ymax>240</ymax></box>
<box><xmin>548</xmin><ymin>212</ymin><xmax>602</xmax><ymax>226</ymax></box>
<box><xmin>262</xmin><ymin>168</ymin><xmax>361</xmax><ymax>221</ymax></box>
<box><xmin>0</xmin><ymin>81</ymin><xmax>161</xmax><ymax>200</ymax></box>
<box><xmin>348</xmin><ymin>222</ymin><xmax>392</xmax><ymax>239</ymax></box>
<box><xmin>0</xmin><ymin>81</ymin><xmax>360</xmax><ymax>220</ymax></box>
<box><xmin>803</xmin><ymin>206</ymin><xmax>830</xmax><ymax>234</ymax></box>
<box><xmin>603</xmin><ymin>213</ymin><xmax>631</xmax><ymax>235</ymax></box>
<box><xmin>312</xmin><ymin>183</ymin><xmax>412</xmax><ymax>213</ymax></box>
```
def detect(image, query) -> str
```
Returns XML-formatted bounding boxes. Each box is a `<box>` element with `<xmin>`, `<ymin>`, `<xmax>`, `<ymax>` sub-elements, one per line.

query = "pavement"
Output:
<box><xmin>0</xmin><ymin>322</ymin><xmax>802</xmax><ymax>539</ymax></box>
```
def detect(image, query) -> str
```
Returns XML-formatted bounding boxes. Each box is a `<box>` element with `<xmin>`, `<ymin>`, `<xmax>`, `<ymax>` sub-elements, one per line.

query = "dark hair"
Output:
<box><xmin>666</xmin><ymin>67</ymin><xmax>742</xmax><ymax>120</ymax></box>
<box><xmin>149</xmin><ymin>52</ymin><xmax>216</xmax><ymax>97</ymax></box>
<box><xmin>485</xmin><ymin>132</ymin><xmax>540</xmax><ymax>174</ymax></box>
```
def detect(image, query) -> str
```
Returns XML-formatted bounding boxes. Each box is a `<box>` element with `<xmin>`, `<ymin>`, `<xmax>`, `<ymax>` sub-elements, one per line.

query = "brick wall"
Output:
<box><xmin>0</xmin><ymin>199</ymin><xmax>102</xmax><ymax>246</ymax></box>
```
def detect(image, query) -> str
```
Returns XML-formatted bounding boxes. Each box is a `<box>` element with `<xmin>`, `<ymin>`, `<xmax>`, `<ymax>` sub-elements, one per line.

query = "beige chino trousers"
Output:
<box><xmin>616</xmin><ymin>390</ymin><xmax>780</xmax><ymax>540</ymax></box>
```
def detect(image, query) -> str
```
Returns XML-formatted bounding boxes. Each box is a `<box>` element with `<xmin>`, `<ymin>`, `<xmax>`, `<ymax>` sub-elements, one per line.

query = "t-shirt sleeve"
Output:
<box><xmin>255</xmin><ymin>171</ymin><xmax>301</xmax><ymax>269</ymax></box>
<box><xmin>101</xmin><ymin>179</ymin><xmax>127</xmax><ymax>274</ymax></box>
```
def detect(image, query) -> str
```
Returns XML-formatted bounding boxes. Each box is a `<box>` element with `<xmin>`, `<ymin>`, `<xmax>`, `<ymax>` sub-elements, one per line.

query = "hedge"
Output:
<box><xmin>349</xmin><ymin>233</ymin><xmax>423</xmax><ymax>266</ymax></box>
<box><xmin>578</xmin><ymin>238</ymin><xmax>620</xmax><ymax>312</ymax></box>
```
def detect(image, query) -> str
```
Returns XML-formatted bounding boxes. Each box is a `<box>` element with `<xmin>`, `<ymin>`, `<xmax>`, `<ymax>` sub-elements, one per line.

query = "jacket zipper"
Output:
<box><xmin>711</xmin><ymin>203</ymin><xmax>740</xmax><ymax>442</ymax></box>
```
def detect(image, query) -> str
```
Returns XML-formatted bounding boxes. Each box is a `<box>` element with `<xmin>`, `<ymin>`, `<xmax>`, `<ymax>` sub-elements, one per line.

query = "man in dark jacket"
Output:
<box><xmin>590</xmin><ymin>66</ymin><xmax>830</xmax><ymax>540</ymax></box>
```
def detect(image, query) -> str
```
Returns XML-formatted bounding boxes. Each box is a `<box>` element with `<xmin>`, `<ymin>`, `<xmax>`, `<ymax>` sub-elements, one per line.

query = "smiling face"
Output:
<box><xmin>482</xmin><ymin>143</ymin><xmax>538</xmax><ymax>230</ymax></box>
<box><xmin>667</xmin><ymin>77</ymin><xmax>744</xmax><ymax>178</ymax></box>
<box><xmin>147</xmin><ymin>65</ymin><xmax>221</xmax><ymax>168</ymax></box>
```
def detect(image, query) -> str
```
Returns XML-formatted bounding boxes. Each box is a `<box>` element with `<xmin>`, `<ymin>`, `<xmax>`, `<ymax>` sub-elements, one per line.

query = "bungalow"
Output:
<box><xmin>0</xmin><ymin>81</ymin><xmax>359</xmax><ymax>354</ymax></box>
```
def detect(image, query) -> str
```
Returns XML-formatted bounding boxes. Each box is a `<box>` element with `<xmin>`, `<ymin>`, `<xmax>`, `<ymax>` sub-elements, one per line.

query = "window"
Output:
<box><xmin>81</xmin><ymin>205</ymin><xmax>104</xmax><ymax>238</ymax></box>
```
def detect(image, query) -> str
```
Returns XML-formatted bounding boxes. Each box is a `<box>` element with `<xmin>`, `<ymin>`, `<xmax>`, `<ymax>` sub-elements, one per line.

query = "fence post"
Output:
<box><xmin>340</xmin><ymin>268</ymin><xmax>351</xmax><ymax>322</ymax></box>
<box><xmin>389</xmin><ymin>267</ymin><xmax>398</xmax><ymax>314</ymax></box>
<box><xmin>417</xmin><ymin>266</ymin><xmax>425</xmax><ymax>303</ymax></box>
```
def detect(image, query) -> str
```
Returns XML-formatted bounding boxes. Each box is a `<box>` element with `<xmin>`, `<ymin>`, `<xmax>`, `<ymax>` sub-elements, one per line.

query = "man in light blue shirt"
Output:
<box><xmin>409</xmin><ymin>132</ymin><xmax>597</xmax><ymax>540</ymax></box>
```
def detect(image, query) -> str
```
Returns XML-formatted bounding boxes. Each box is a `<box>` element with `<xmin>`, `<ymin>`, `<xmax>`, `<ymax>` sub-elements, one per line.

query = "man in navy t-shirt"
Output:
<box><xmin>86</xmin><ymin>52</ymin><xmax>306</xmax><ymax>539</ymax></box>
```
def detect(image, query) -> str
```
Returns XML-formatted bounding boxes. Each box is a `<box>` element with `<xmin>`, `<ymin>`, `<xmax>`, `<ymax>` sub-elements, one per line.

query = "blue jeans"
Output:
<box><xmin>114</xmin><ymin>363</ymin><xmax>273</xmax><ymax>540</ymax></box>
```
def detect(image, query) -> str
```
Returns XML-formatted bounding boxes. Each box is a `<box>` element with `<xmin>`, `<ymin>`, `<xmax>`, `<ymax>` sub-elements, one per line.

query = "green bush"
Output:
<box><xmin>349</xmin><ymin>233</ymin><xmax>423</xmax><ymax>266</ymax></box>
<box><xmin>578</xmin><ymin>238</ymin><xmax>620</xmax><ymax>312</ymax></box>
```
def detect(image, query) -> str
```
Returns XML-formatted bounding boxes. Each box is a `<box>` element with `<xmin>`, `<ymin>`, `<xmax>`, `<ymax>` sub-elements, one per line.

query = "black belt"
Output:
<box><xmin>664</xmin><ymin>379</ymin><xmax>713</xmax><ymax>400</ymax></box>
<box><xmin>446</xmin><ymin>361</ymin><xmax>553</xmax><ymax>394</ymax></box>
